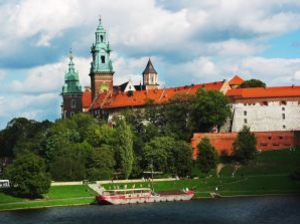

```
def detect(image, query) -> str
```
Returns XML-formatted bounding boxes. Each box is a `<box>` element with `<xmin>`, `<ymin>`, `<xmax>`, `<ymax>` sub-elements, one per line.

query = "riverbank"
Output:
<box><xmin>1</xmin><ymin>149</ymin><xmax>299</xmax><ymax>211</ymax></box>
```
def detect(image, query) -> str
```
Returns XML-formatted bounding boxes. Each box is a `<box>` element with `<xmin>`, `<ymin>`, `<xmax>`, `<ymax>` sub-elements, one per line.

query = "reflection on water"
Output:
<box><xmin>0</xmin><ymin>195</ymin><xmax>300</xmax><ymax>224</ymax></box>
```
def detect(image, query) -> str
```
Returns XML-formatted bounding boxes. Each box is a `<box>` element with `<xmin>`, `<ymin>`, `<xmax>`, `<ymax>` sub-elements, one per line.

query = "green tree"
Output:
<box><xmin>4</xmin><ymin>150</ymin><xmax>51</xmax><ymax>197</ymax></box>
<box><xmin>190</xmin><ymin>89</ymin><xmax>231</xmax><ymax>132</ymax></box>
<box><xmin>233</xmin><ymin>126</ymin><xmax>257</xmax><ymax>164</ymax></box>
<box><xmin>50</xmin><ymin>141</ymin><xmax>93</xmax><ymax>181</ymax></box>
<box><xmin>173</xmin><ymin>140</ymin><xmax>193</xmax><ymax>177</ymax></box>
<box><xmin>196</xmin><ymin>138</ymin><xmax>218</xmax><ymax>173</ymax></box>
<box><xmin>114</xmin><ymin>119</ymin><xmax>134</xmax><ymax>179</ymax></box>
<box><xmin>164</xmin><ymin>93</ymin><xmax>194</xmax><ymax>141</ymax></box>
<box><xmin>87</xmin><ymin>145</ymin><xmax>116</xmax><ymax>180</ymax></box>
<box><xmin>239</xmin><ymin>79</ymin><xmax>266</xmax><ymax>88</ymax></box>
<box><xmin>143</xmin><ymin>136</ymin><xmax>175</xmax><ymax>173</ymax></box>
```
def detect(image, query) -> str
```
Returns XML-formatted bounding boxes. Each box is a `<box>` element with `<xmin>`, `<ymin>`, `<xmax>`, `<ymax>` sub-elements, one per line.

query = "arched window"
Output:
<box><xmin>100</xmin><ymin>35</ymin><xmax>104</xmax><ymax>42</ymax></box>
<box><xmin>71</xmin><ymin>99</ymin><xmax>76</xmax><ymax>108</ymax></box>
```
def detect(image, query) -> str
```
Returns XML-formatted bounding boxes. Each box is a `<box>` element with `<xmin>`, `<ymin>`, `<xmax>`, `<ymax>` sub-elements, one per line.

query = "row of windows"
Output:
<box><xmin>243</xmin><ymin>107</ymin><xmax>285</xmax><ymax>116</ymax></box>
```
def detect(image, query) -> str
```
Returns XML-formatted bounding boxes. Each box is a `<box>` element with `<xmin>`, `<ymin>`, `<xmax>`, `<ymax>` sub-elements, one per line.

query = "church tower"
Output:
<box><xmin>142</xmin><ymin>58</ymin><xmax>159</xmax><ymax>90</ymax></box>
<box><xmin>89</xmin><ymin>17</ymin><xmax>114</xmax><ymax>101</ymax></box>
<box><xmin>61</xmin><ymin>50</ymin><xmax>83</xmax><ymax>118</ymax></box>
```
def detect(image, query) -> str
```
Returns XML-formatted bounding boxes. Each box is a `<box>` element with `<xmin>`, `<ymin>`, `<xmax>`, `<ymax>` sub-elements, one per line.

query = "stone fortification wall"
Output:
<box><xmin>231</xmin><ymin>101</ymin><xmax>300</xmax><ymax>132</ymax></box>
<box><xmin>191</xmin><ymin>131</ymin><xmax>299</xmax><ymax>160</ymax></box>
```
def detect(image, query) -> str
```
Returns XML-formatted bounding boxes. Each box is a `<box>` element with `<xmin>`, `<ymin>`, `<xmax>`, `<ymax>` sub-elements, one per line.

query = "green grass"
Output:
<box><xmin>45</xmin><ymin>185</ymin><xmax>97</xmax><ymax>199</ymax></box>
<box><xmin>0</xmin><ymin>185</ymin><xmax>98</xmax><ymax>211</ymax></box>
<box><xmin>102</xmin><ymin>149</ymin><xmax>300</xmax><ymax>198</ymax></box>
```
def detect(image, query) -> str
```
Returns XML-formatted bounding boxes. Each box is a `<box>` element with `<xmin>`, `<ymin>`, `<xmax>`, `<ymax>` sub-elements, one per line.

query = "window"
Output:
<box><xmin>282</xmin><ymin>113</ymin><xmax>285</xmax><ymax>120</ymax></box>
<box><xmin>283</xmin><ymin>125</ymin><xmax>286</xmax><ymax>129</ymax></box>
<box><xmin>100</xmin><ymin>35</ymin><xmax>103</xmax><ymax>42</ymax></box>
<box><xmin>244</xmin><ymin>111</ymin><xmax>247</xmax><ymax>116</ymax></box>
<box><xmin>101</xmin><ymin>56</ymin><xmax>105</xmax><ymax>63</ymax></box>
<box><xmin>244</xmin><ymin>119</ymin><xmax>247</xmax><ymax>124</ymax></box>
<box><xmin>71</xmin><ymin>99</ymin><xmax>76</xmax><ymax>108</ymax></box>
<box><xmin>282</xmin><ymin>107</ymin><xmax>285</xmax><ymax>111</ymax></box>
<box><xmin>268</xmin><ymin>136</ymin><xmax>272</xmax><ymax>140</ymax></box>
<box><xmin>280</xmin><ymin>101</ymin><xmax>286</xmax><ymax>105</ymax></box>
<box><xmin>70</xmin><ymin>112</ymin><xmax>74</xmax><ymax>117</ymax></box>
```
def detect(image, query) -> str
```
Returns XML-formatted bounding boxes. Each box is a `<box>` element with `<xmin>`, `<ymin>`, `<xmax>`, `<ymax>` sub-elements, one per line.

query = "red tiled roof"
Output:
<box><xmin>227</xmin><ymin>86</ymin><xmax>300</xmax><ymax>99</ymax></box>
<box><xmin>228</xmin><ymin>75</ymin><xmax>244</xmax><ymax>85</ymax></box>
<box><xmin>91</xmin><ymin>81</ymin><xmax>225</xmax><ymax>110</ymax></box>
<box><xmin>82</xmin><ymin>89</ymin><xmax>92</xmax><ymax>109</ymax></box>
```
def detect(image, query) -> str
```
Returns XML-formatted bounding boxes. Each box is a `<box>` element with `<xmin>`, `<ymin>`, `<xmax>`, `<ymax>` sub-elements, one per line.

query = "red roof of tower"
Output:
<box><xmin>82</xmin><ymin>88</ymin><xmax>92</xmax><ymax>109</ymax></box>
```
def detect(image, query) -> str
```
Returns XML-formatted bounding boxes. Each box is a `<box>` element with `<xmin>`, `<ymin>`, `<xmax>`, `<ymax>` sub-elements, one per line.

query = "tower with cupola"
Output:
<box><xmin>89</xmin><ymin>17</ymin><xmax>114</xmax><ymax>101</ymax></box>
<box><xmin>61</xmin><ymin>50</ymin><xmax>83</xmax><ymax>118</ymax></box>
<box><xmin>142</xmin><ymin>58</ymin><xmax>159</xmax><ymax>90</ymax></box>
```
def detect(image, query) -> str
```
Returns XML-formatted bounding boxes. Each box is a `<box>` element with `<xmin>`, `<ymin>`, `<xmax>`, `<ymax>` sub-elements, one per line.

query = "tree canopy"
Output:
<box><xmin>239</xmin><ymin>79</ymin><xmax>266</xmax><ymax>88</ymax></box>
<box><xmin>4</xmin><ymin>150</ymin><xmax>51</xmax><ymax>196</ymax></box>
<box><xmin>190</xmin><ymin>89</ymin><xmax>231</xmax><ymax>132</ymax></box>
<box><xmin>196</xmin><ymin>137</ymin><xmax>218</xmax><ymax>173</ymax></box>
<box><xmin>233</xmin><ymin>126</ymin><xmax>257</xmax><ymax>164</ymax></box>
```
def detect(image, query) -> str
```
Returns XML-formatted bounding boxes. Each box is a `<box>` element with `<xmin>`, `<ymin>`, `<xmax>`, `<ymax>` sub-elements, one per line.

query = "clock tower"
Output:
<box><xmin>89</xmin><ymin>17</ymin><xmax>114</xmax><ymax>101</ymax></box>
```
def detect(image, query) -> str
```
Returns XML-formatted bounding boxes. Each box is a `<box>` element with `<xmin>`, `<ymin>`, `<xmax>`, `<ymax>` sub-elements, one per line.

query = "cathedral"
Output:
<box><xmin>61</xmin><ymin>18</ymin><xmax>300</xmax><ymax>141</ymax></box>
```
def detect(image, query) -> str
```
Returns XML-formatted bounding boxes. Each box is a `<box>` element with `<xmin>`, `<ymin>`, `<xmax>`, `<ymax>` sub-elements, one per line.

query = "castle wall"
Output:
<box><xmin>191</xmin><ymin>131</ymin><xmax>299</xmax><ymax>160</ymax></box>
<box><xmin>231</xmin><ymin>101</ymin><xmax>300</xmax><ymax>132</ymax></box>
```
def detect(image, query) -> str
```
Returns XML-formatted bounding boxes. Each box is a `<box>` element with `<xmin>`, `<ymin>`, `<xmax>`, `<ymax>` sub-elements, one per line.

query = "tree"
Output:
<box><xmin>172</xmin><ymin>141</ymin><xmax>193</xmax><ymax>177</ymax></box>
<box><xmin>50</xmin><ymin>141</ymin><xmax>93</xmax><ymax>181</ymax></box>
<box><xmin>4</xmin><ymin>151</ymin><xmax>51</xmax><ymax>197</ymax></box>
<box><xmin>190</xmin><ymin>89</ymin><xmax>231</xmax><ymax>132</ymax></box>
<box><xmin>143</xmin><ymin>136</ymin><xmax>175</xmax><ymax>173</ymax></box>
<box><xmin>196</xmin><ymin>138</ymin><xmax>218</xmax><ymax>173</ymax></box>
<box><xmin>164</xmin><ymin>93</ymin><xmax>194</xmax><ymax>141</ymax></box>
<box><xmin>239</xmin><ymin>79</ymin><xmax>266</xmax><ymax>88</ymax></box>
<box><xmin>87</xmin><ymin>145</ymin><xmax>116</xmax><ymax>180</ymax></box>
<box><xmin>114</xmin><ymin>119</ymin><xmax>134</xmax><ymax>179</ymax></box>
<box><xmin>233</xmin><ymin>126</ymin><xmax>257</xmax><ymax>164</ymax></box>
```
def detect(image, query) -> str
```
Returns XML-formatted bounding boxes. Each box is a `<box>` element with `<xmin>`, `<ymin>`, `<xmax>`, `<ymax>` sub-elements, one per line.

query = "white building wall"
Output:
<box><xmin>231</xmin><ymin>101</ymin><xmax>300</xmax><ymax>132</ymax></box>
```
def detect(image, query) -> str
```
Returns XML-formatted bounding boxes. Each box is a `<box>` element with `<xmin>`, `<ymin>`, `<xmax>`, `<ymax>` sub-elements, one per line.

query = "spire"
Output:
<box><xmin>68</xmin><ymin>48</ymin><xmax>75</xmax><ymax>73</ymax></box>
<box><xmin>143</xmin><ymin>58</ymin><xmax>157</xmax><ymax>74</ymax></box>
<box><xmin>90</xmin><ymin>17</ymin><xmax>114</xmax><ymax>73</ymax></box>
<box><xmin>62</xmin><ymin>49</ymin><xmax>82</xmax><ymax>94</ymax></box>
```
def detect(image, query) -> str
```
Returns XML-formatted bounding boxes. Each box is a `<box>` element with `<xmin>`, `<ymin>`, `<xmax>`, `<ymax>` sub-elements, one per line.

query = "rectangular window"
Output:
<box><xmin>282</xmin><ymin>113</ymin><xmax>285</xmax><ymax>119</ymax></box>
<box><xmin>282</xmin><ymin>107</ymin><xmax>285</xmax><ymax>111</ymax></box>
<box><xmin>283</xmin><ymin>125</ymin><xmax>286</xmax><ymax>129</ymax></box>
<box><xmin>244</xmin><ymin>111</ymin><xmax>247</xmax><ymax>116</ymax></box>
<box><xmin>71</xmin><ymin>99</ymin><xmax>76</xmax><ymax>108</ymax></box>
<box><xmin>244</xmin><ymin>119</ymin><xmax>247</xmax><ymax>124</ymax></box>
<box><xmin>101</xmin><ymin>56</ymin><xmax>105</xmax><ymax>63</ymax></box>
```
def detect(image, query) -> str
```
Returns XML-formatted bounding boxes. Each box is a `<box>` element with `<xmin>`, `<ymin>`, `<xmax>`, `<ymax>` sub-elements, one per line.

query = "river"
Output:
<box><xmin>0</xmin><ymin>195</ymin><xmax>299</xmax><ymax>224</ymax></box>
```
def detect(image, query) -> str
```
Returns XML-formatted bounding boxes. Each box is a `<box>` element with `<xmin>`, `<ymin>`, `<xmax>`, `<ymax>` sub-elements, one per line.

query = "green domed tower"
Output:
<box><xmin>89</xmin><ymin>17</ymin><xmax>114</xmax><ymax>101</ymax></box>
<box><xmin>61</xmin><ymin>50</ymin><xmax>83</xmax><ymax>118</ymax></box>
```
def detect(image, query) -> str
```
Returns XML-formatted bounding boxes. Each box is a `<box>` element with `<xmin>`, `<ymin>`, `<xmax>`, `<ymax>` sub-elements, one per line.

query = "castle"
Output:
<box><xmin>61</xmin><ymin>19</ymin><xmax>300</xmax><ymax>155</ymax></box>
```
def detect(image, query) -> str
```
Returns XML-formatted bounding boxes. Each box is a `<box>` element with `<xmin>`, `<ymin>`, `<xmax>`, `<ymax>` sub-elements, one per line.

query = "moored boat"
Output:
<box><xmin>95</xmin><ymin>188</ymin><xmax>194</xmax><ymax>205</ymax></box>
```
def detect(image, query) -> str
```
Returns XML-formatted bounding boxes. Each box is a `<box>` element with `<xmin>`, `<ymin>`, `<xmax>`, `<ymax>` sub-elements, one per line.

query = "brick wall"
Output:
<box><xmin>191</xmin><ymin>131</ymin><xmax>300</xmax><ymax>160</ymax></box>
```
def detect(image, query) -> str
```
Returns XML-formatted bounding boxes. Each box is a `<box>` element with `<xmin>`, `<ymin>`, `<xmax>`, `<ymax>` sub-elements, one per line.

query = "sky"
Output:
<box><xmin>1</xmin><ymin>0</ymin><xmax>300</xmax><ymax>130</ymax></box>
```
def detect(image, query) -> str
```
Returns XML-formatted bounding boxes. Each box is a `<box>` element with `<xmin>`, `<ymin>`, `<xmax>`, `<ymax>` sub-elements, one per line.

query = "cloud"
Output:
<box><xmin>0</xmin><ymin>93</ymin><xmax>60</xmax><ymax>129</ymax></box>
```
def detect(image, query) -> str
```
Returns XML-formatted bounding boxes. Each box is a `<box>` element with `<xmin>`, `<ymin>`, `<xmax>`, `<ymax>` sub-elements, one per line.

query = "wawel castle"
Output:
<box><xmin>61</xmin><ymin>19</ymin><xmax>300</xmax><ymax>156</ymax></box>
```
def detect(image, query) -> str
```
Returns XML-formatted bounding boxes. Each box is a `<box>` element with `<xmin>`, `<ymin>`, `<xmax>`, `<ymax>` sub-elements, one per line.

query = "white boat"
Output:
<box><xmin>95</xmin><ymin>188</ymin><xmax>194</xmax><ymax>205</ymax></box>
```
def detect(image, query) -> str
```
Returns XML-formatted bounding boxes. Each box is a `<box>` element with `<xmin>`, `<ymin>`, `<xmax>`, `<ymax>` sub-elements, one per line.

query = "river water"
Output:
<box><xmin>0</xmin><ymin>195</ymin><xmax>299</xmax><ymax>224</ymax></box>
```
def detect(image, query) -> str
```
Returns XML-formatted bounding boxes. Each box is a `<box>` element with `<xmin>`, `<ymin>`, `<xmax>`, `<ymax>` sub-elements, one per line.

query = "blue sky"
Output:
<box><xmin>1</xmin><ymin>0</ymin><xmax>300</xmax><ymax>130</ymax></box>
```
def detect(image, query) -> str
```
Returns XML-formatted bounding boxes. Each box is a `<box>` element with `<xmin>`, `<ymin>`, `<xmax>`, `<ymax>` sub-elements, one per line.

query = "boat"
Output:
<box><xmin>95</xmin><ymin>188</ymin><xmax>194</xmax><ymax>205</ymax></box>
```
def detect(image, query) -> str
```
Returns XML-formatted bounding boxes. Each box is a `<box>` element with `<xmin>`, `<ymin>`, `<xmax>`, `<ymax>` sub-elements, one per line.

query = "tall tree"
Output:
<box><xmin>172</xmin><ymin>140</ymin><xmax>193</xmax><ymax>177</ymax></box>
<box><xmin>4</xmin><ymin>150</ymin><xmax>51</xmax><ymax>197</ymax></box>
<box><xmin>233</xmin><ymin>126</ymin><xmax>257</xmax><ymax>164</ymax></box>
<box><xmin>114</xmin><ymin>119</ymin><xmax>134</xmax><ymax>179</ymax></box>
<box><xmin>190</xmin><ymin>89</ymin><xmax>231</xmax><ymax>132</ymax></box>
<box><xmin>87</xmin><ymin>145</ymin><xmax>116</xmax><ymax>181</ymax></box>
<box><xmin>164</xmin><ymin>93</ymin><xmax>194</xmax><ymax>141</ymax></box>
<box><xmin>196</xmin><ymin>138</ymin><xmax>218</xmax><ymax>173</ymax></box>
<box><xmin>239</xmin><ymin>79</ymin><xmax>266</xmax><ymax>88</ymax></box>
